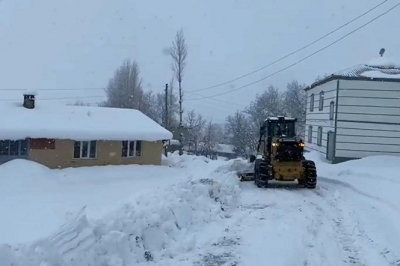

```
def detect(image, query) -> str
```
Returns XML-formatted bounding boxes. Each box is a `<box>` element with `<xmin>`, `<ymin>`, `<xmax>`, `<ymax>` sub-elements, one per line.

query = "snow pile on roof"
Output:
<box><xmin>366</xmin><ymin>56</ymin><xmax>400</xmax><ymax>69</ymax></box>
<box><xmin>168</xmin><ymin>139</ymin><xmax>180</xmax><ymax>145</ymax></box>
<box><xmin>333</xmin><ymin>63</ymin><xmax>400</xmax><ymax>80</ymax></box>
<box><xmin>361</xmin><ymin>70</ymin><xmax>400</xmax><ymax>79</ymax></box>
<box><xmin>0</xmin><ymin>102</ymin><xmax>172</xmax><ymax>141</ymax></box>
<box><xmin>0</xmin><ymin>153</ymin><xmax>241</xmax><ymax>265</ymax></box>
<box><xmin>216</xmin><ymin>144</ymin><xmax>235</xmax><ymax>154</ymax></box>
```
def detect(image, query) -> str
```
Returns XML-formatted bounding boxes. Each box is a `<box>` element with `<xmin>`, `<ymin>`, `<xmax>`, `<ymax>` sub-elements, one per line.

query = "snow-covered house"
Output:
<box><xmin>191</xmin><ymin>142</ymin><xmax>236</xmax><ymax>160</ymax></box>
<box><xmin>213</xmin><ymin>143</ymin><xmax>236</xmax><ymax>159</ymax></box>
<box><xmin>0</xmin><ymin>92</ymin><xmax>172</xmax><ymax>168</ymax></box>
<box><xmin>304</xmin><ymin>57</ymin><xmax>400</xmax><ymax>163</ymax></box>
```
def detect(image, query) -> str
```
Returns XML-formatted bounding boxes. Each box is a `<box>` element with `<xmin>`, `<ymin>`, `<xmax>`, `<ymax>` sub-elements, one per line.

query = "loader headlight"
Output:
<box><xmin>272</xmin><ymin>142</ymin><xmax>279</xmax><ymax>147</ymax></box>
<box><xmin>299</xmin><ymin>142</ymin><xmax>305</xmax><ymax>147</ymax></box>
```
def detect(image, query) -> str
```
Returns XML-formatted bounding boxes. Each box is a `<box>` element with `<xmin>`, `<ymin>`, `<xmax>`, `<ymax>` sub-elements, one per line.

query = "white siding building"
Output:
<box><xmin>305</xmin><ymin>59</ymin><xmax>400</xmax><ymax>163</ymax></box>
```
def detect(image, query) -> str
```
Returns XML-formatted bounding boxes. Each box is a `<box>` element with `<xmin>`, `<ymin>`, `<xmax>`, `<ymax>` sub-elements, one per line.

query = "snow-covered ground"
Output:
<box><xmin>1</xmin><ymin>151</ymin><xmax>400</xmax><ymax>265</ymax></box>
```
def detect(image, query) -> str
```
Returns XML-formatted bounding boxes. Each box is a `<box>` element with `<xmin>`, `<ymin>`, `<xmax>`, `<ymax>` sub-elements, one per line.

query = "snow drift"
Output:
<box><xmin>0</xmin><ymin>154</ymin><xmax>241</xmax><ymax>266</ymax></box>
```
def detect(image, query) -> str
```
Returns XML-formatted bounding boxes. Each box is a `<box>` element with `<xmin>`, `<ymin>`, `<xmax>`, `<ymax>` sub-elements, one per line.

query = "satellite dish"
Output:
<box><xmin>379</xmin><ymin>48</ymin><xmax>385</xmax><ymax>57</ymax></box>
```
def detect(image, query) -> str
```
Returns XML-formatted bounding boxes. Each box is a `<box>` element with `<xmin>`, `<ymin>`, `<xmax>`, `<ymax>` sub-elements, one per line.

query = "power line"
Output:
<box><xmin>186</xmin><ymin>3</ymin><xmax>399</xmax><ymax>102</ymax></box>
<box><xmin>0</xmin><ymin>1</ymin><xmax>392</xmax><ymax>102</ymax></box>
<box><xmin>186</xmin><ymin>91</ymin><xmax>246</xmax><ymax>107</ymax></box>
<box><xmin>186</xmin><ymin>0</ymin><xmax>389</xmax><ymax>94</ymax></box>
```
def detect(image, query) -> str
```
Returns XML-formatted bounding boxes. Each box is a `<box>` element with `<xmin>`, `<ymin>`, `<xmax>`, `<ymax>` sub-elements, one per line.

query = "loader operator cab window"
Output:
<box><xmin>272</xmin><ymin>122</ymin><xmax>296</xmax><ymax>138</ymax></box>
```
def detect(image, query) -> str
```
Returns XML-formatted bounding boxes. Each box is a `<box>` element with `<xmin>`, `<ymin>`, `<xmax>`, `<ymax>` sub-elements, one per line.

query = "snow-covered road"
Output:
<box><xmin>235</xmin><ymin>177</ymin><xmax>400</xmax><ymax>266</ymax></box>
<box><xmin>2</xmin><ymin>152</ymin><xmax>400</xmax><ymax>266</ymax></box>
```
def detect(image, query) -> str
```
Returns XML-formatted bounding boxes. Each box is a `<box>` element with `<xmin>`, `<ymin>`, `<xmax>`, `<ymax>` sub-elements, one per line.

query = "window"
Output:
<box><xmin>307</xmin><ymin>126</ymin><xmax>312</xmax><ymax>143</ymax></box>
<box><xmin>0</xmin><ymin>139</ymin><xmax>28</xmax><ymax>156</ymax></box>
<box><xmin>309</xmin><ymin>94</ymin><xmax>314</xmax><ymax>112</ymax></box>
<box><xmin>30</xmin><ymin>138</ymin><xmax>55</xmax><ymax>150</ymax></box>
<box><xmin>73</xmin><ymin>141</ymin><xmax>96</xmax><ymax>159</ymax></box>
<box><xmin>122</xmin><ymin>140</ymin><xmax>142</xmax><ymax>157</ymax></box>
<box><xmin>329</xmin><ymin>101</ymin><xmax>335</xmax><ymax>120</ymax></box>
<box><xmin>319</xmin><ymin>91</ymin><xmax>324</xmax><ymax>111</ymax></box>
<box><xmin>317</xmin><ymin>126</ymin><xmax>323</xmax><ymax>146</ymax></box>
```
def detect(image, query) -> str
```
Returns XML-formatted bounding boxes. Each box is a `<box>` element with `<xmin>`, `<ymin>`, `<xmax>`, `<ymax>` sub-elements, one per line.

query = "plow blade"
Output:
<box><xmin>237</xmin><ymin>172</ymin><xmax>254</xmax><ymax>182</ymax></box>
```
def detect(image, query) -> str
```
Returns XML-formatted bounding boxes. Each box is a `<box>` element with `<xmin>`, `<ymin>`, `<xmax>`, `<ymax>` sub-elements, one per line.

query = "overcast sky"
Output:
<box><xmin>1</xmin><ymin>0</ymin><xmax>399</xmax><ymax>123</ymax></box>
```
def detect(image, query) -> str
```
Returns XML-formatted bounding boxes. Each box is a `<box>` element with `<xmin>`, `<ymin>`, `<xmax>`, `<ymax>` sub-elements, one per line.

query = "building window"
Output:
<box><xmin>0</xmin><ymin>139</ymin><xmax>28</xmax><ymax>156</ymax></box>
<box><xmin>329</xmin><ymin>101</ymin><xmax>335</xmax><ymax>120</ymax></box>
<box><xmin>319</xmin><ymin>91</ymin><xmax>324</xmax><ymax>111</ymax></box>
<box><xmin>122</xmin><ymin>140</ymin><xmax>142</xmax><ymax>157</ymax></box>
<box><xmin>73</xmin><ymin>141</ymin><xmax>96</xmax><ymax>159</ymax></box>
<box><xmin>307</xmin><ymin>126</ymin><xmax>312</xmax><ymax>143</ymax></box>
<box><xmin>317</xmin><ymin>126</ymin><xmax>323</xmax><ymax>146</ymax></box>
<box><xmin>310</xmin><ymin>94</ymin><xmax>314</xmax><ymax>112</ymax></box>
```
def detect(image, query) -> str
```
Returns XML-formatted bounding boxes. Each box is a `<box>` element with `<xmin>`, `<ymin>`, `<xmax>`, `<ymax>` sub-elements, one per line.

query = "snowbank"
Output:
<box><xmin>305</xmin><ymin>151</ymin><xmax>400</xmax><ymax>207</ymax></box>
<box><xmin>366</xmin><ymin>56</ymin><xmax>400</xmax><ymax>69</ymax></box>
<box><xmin>0</xmin><ymin>153</ymin><xmax>241</xmax><ymax>265</ymax></box>
<box><xmin>1</xmin><ymin>175</ymin><xmax>240</xmax><ymax>266</ymax></box>
<box><xmin>0</xmin><ymin>158</ymin><xmax>189</xmax><ymax>244</ymax></box>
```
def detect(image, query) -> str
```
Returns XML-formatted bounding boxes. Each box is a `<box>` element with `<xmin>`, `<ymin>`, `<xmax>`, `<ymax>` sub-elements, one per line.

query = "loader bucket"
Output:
<box><xmin>237</xmin><ymin>171</ymin><xmax>254</xmax><ymax>182</ymax></box>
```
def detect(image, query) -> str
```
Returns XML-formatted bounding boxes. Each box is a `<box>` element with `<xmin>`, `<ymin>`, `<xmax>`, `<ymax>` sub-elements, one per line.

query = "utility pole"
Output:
<box><xmin>165</xmin><ymin>83</ymin><xmax>169</xmax><ymax>129</ymax></box>
<box><xmin>164</xmin><ymin>83</ymin><xmax>169</xmax><ymax>157</ymax></box>
<box><xmin>178</xmin><ymin>82</ymin><xmax>184</xmax><ymax>155</ymax></box>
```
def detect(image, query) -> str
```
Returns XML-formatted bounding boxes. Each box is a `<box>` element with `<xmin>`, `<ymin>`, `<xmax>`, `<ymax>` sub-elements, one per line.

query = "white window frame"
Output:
<box><xmin>317</xmin><ymin>126</ymin><xmax>323</xmax><ymax>146</ymax></box>
<box><xmin>329</xmin><ymin>101</ymin><xmax>335</xmax><ymax>120</ymax></box>
<box><xmin>122</xmin><ymin>140</ymin><xmax>142</xmax><ymax>158</ymax></box>
<box><xmin>310</xmin><ymin>94</ymin><xmax>314</xmax><ymax>112</ymax></box>
<box><xmin>73</xmin><ymin>141</ymin><xmax>97</xmax><ymax>159</ymax></box>
<box><xmin>308</xmin><ymin>126</ymin><xmax>312</xmax><ymax>143</ymax></box>
<box><xmin>319</xmin><ymin>91</ymin><xmax>324</xmax><ymax>111</ymax></box>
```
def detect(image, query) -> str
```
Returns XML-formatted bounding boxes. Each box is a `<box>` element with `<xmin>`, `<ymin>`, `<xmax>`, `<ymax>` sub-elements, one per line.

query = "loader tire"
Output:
<box><xmin>302</xmin><ymin>160</ymin><xmax>317</xmax><ymax>189</ymax></box>
<box><xmin>254</xmin><ymin>159</ymin><xmax>269</xmax><ymax>188</ymax></box>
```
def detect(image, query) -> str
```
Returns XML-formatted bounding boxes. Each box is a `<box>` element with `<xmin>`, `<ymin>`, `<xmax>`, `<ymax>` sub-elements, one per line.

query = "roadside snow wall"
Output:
<box><xmin>0</xmin><ymin>175</ymin><xmax>240</xmax><ymax>266</ymax></box>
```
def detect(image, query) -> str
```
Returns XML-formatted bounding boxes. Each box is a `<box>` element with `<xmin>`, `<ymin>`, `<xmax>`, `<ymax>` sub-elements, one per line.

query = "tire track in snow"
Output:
<box><xmin>318</xmin><ymin>183</ymin><xmax>400</xmax><ymax>265</ymax></box>
<box><xmin>319</xmin><ymin>176</ymin><xmax>400</xmax><ymax>214</ymax></box>
<box><xmin>313</xmin><ymin>187</ymin><xmax>365</xmax><ymax>265</ymax></box>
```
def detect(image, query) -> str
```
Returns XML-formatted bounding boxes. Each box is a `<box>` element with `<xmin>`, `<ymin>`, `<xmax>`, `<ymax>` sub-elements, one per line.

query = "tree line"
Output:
<box><xmin>76</xmin><ymin>29</ymin><xmax>307</xmax><ymax>158</ymax></box>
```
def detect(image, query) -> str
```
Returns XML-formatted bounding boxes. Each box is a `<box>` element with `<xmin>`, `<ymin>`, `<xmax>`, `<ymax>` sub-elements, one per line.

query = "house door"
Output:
<box><xmin>326</xmin><ymin>131</ymin><xmax>335</xmax><ymax>161</ymax></box>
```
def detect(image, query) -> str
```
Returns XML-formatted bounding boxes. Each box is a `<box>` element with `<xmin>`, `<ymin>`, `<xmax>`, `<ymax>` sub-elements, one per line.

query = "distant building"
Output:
<box><xmin>0</xmin><ymin>92</ymin><xmax>172</xmax><ymax>168</ymax></box>
<box><xmin>304</xmin><ymin>57</ymin><xmax>400</xmax><ymax>163</ymax></box>
<box><xmin>192</xmin><ymin>142</ymin><xmax>237</xmax><ymax>160</ymax></box>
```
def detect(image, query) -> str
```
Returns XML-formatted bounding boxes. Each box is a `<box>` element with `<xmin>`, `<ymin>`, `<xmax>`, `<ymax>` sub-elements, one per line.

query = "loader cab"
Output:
<box><xmin>261</xmin><ymin>116</ymin><xmax>297</xmax><ymax>138</ymax></box>
<box><xmin>258</xmin><ymin>116</ymin><xmax>298</xmax><ymax>154</ymax></box>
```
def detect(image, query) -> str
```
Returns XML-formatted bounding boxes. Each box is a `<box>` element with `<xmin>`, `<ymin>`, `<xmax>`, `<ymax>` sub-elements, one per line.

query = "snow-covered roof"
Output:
<box><xmin>366</xmin><ymin>57</ymin><xmax>400</xmax><ymax>69</ymax></box>
<box><xmin>334</xmin><ymin>64</ymin><xmax>400</xmax><ymax>78</ymax></box>
<box><xmin>306</xmin><ymin>57</ymin><xmax>400</xmax><ymax>91</ymax></box>
<box><xmin>196</xmin><ymin>142</ymin><xmax>235</xmax><ymax>154</ymax></box>
<box><xmin>0</xmin><ymin>101</ymin><xmax>173</xmax><ymax>141</ymax></box>
<box><xmin>266</xmin><ymin>117</ymin><xmax>296</xmax><ymax>121</ymax></box>
<box><xmin>215</xmin><ymin>144</ymin><xmax>235</xmax><ymax>154</ymax></box>
<box><xmin>169</xmin><ymin>139</ymin><xmax>180</xmax><ymax>145</ymax></box>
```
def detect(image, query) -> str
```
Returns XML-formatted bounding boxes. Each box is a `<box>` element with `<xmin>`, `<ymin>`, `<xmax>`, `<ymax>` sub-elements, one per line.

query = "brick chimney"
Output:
<box><xmin>23</xmin><ymin>91</ymin><xmax>37</xmax><ymax>109</ymax></box>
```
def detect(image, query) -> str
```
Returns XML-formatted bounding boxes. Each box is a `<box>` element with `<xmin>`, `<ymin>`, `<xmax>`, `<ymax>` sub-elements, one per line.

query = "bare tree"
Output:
<box><xmin>170</xmin><ymin>28</ymin><xmax>188</xmax><ymax>155</ymax></box>
<box><xmin>140</xmin><ymin>90</ymin><xmax>161</xmax><ymax>124</ymax></box>
<box><xmin>283</xmin><ymin>80</ymin><xmax>307</xmax><ymax>138</ymax></box>
<box><xmin>225</xmin><ymin>111</ymin><xmax>256</xmax><ymax>156</ymax></box>
<box><xmin>167</xmin><ymin>76</ymin><xmax>179</xmax><ymax>129</ymax></box>
<box><xmin>100</xmin><ymin>59</ymin><xmax>144</xmax><ymax>110</ymax></box>
<box><xmin>201</xmin><ymin>121</ymin><xmax>218</xmax><ymax>158</ymax></box>
<box><xmin>185</xmin><ymin>110</ymin><xmax>206</xmax><ymax>152</ymax></box>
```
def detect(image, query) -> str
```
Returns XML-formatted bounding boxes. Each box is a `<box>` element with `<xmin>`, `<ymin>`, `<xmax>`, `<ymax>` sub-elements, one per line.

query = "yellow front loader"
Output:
<box><xmin>237</xmin><ymin>116</ymin><xmax>317</xmax><ymax>189</ymax></box>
